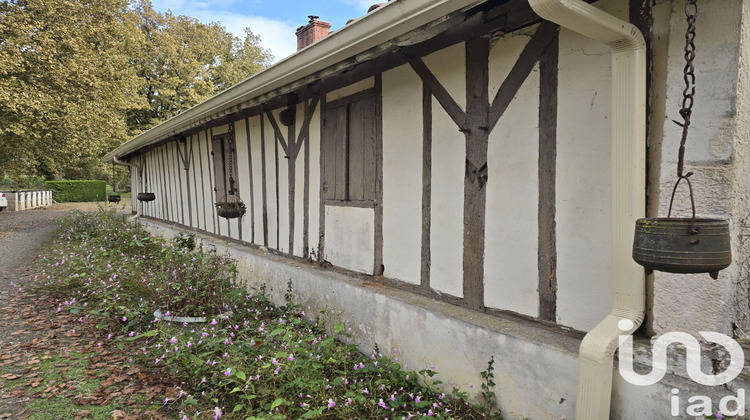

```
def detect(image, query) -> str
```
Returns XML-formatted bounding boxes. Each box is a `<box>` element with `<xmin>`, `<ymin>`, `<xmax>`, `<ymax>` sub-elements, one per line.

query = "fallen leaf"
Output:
<box><xmin>0</xmin><ymin>413</ymin><xmax>11</xmax><ymax>419</ymax></box>
<box><xmin>111</xmin><ymin>409</ymin><xmax>127</xmax><ymax>418</ymax></box>
<box><xmin>75</xmin><ymin>409</ymin><xmax>91</xmax><ymax>419</ymax></box>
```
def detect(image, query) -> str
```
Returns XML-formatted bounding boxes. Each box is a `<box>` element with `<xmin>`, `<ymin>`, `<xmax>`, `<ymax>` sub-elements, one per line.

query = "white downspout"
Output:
<box><xmin>526</xmin><ymin>0</ymin><xmax>646</xmax><ymax>418</ymax></box>
<box><xmin>112</xmin><ymin>156</ymin><xmax>142</xmax><ymax>221</ymax></box>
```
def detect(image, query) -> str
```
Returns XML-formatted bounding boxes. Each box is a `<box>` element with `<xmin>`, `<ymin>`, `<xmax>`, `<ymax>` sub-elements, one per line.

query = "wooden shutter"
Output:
<box><xmin>322</xmin><ymin>105</ymin><xmax>347</xmax><ymax>200</ymax></box>
<box><xmin>347</xmin><ymin>95</ymin><xmax>377</xmax><ymax>201</ymax></box>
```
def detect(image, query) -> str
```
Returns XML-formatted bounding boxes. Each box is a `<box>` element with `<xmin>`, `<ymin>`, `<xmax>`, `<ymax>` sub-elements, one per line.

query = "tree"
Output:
<box><xmin>0</xmin><ymin>0</ymin><xmax>272</xmax><ymax>180</ymax></box>
<box><xmin>126</xmin><ymin>1</ymin><xmax>272</xmax><ymax>130</ymax></box>
<box><xmin>0</xmin><ymin>0</ymin><xmax>144</xmax><ymax>179</ymax></box>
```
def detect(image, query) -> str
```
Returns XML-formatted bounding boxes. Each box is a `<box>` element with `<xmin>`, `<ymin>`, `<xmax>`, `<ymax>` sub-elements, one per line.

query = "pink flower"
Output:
<box><xmin>378</xmin><ymin>399</ymin><xmax>387</xmax><ymax>409</ymax></box>
<box><xmin>122</xmin><ymin>316</ymin><xmax>127</xmax><ymax>322</ymax></box>
<box><xmin>223</xmin><ymin>368</ymin><xmax>231</xmax><ymax>376</ymax></box>
<box><xmin>327</xmin><ymin>398</ymin><xmax>336</xmax><ymax>409</ymax></box>
<box><xmin>210</xmin><ymin>319</ymin><xmax>218</xmax><ymax>325</ymax></box>
<box><xmin>287</xmin><ymin>354</ymin><xmax>295</xmax><ymax>361</ymax></box>
<box><xmin>170</xmin><ymin>336</ymin><xmax>177</xmax><ymax>344</ymax></box>
<box><xmin>213</xmin><ymin>407</ymin><xmax>222</xmax><ymax>419</ymax></box>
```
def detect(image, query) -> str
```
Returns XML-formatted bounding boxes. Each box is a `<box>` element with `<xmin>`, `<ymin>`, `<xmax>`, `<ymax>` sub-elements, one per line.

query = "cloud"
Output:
<box><xmin>341</xmin><ymin>0</ymin><xmax>377</xmax><ymax>12</ymax></box>
<box><xmin>150</xmin><ymin>1</ymin><xmax>297</xmax><ymax>62</ymax></box>
<box><xmin>205</xmin><ymin>13</ymin><xmax>298</xmax><ymax>62</ymax></box>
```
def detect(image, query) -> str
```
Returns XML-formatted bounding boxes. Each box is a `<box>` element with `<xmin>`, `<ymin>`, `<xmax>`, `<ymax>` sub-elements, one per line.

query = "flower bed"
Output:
<box><xmin>39</xmin><ymin>209</ymin><xmax>498</xmax><ymax>419</ymax></box>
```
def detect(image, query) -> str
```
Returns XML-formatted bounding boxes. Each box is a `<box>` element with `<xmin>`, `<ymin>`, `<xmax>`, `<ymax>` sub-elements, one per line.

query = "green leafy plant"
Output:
<box><xmin>480</xmin><ymin>356</ymin><xmax>499</xmax><ymax>416</ymax></box>
<box><xmin>40</xmin><ymin>209</ymin><xmax>497</xmax><ymax>419</ymax></box>
<box><xmin>173</xmin><ymin>233</ymin><xmax>197</xmax><ymax>251</ymax></box>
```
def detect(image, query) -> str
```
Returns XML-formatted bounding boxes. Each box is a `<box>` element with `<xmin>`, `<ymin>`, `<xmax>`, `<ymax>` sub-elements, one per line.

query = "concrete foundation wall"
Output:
<box><xmin>139</xmin><ymin>217</ymin><xmax>750</xmax><ymax>419</ymax></box>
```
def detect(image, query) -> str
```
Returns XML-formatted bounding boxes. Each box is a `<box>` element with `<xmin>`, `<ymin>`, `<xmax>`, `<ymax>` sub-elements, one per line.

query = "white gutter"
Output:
<box><xmin>526</xmin><ymin>0</ymin><xmax>646</xmax><ymax>418</ymax></box>
<box><xmin>102</xmin><ymin>0</ymin><xmax>482</xmax><ymax>163</ymax></box>
<box><xmin>113</xmin><ymin>156</ymin><xmax>142</xmax><ymax>221</ymax></box>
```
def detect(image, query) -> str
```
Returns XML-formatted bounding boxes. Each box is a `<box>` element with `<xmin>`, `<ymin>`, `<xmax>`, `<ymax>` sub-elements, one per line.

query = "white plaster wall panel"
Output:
<box><xmin>174</xmin><ymin>142</ymin><xmax>188</xmax><ymax>225</ymax></box>
<box><xmin>200</xmin><ymin>130</ymin><xmax>218</xmax><ymax>235</ymax></box>
<box><xmin>555</xmin><ymin>28</ymin><xmax>614</xmax><ymax>331</ymax></box>
<box><xmin>164</xmin><ymin>145</ymin><xmax>173</xmax><ymax>222</ymax></box>
<box><xmin>235</xmin><ymin>118</ymin><xmax>253</xmax><ymax>241</ymax></box>
<box><xmin>326</xmin><ymin>77</ymin><xmax>375</xmax><ymax>102</ymax></box>
<box><xmin>381</xmin><ymin>64</ymin><xmax>423</xmax><ymax>285</ymax></box>
<box><xmin>293</xmin><ymin>102</ymin><xmax>306</xmax><ymax>257</ymax></box>
<box><xmin>171</xmin><ymin>142</ymin><xmax>182</xmax><ymax>224</ymax></box>
<box><xmin>269</xmin><ymin>107</ymin><xmax>291</xmax><ymax>254</ymax></box>
<box><xmin>189</xmin><ymin>135</ymin><xmax>203</xmax><ymax>229</ymax></box>
<box><xmin>130</xmin><ymin>166</ymin><xmax>137</xmax><ymax>214</ymax></box>
<box><xmin>177</xmin><ymin>142</ymin><xmax>190</xmax><ymax>227</ymax></box>
<box><xmin>153</xmin><ymin>149</ymin><xmax>165</xmax><ymax>221</ymax></box>
<box><xmin>484</xmin><ymin>61</ymin><xmax>540</xmax><ymax>317</ymax></box>
<box><xmin>193</xmin><ymin>134</ymin><xmax>208</xmax><ymax>232</ymax></box>
<box><xmin>168</xmin><ymin>142</ymin><xmax>180</xmax><ymax>224</ymax></box>
<box><xmin>422</xmin><ymin>43</ymin><xmax>466</xmax><ymax>111</ymax></box>
<box><xmin>489</xmin><ymin>25</ymin><xmax>535</xmax><ymax>99</ymax></box>
<box><xmin>152</xmin><ymin>149</ymin><xmax>161</xmax><ymax>220</ymax></box>
<box><xmin>277</xmin><ymin>142</ymin><xmax>290</xmax><ymax>253</ymax></box>
<box><xmin>143</xmin><ymin>152</ymin><xmax>153</xmax><ymax>218</ymax></box>
<box><xmin>307</xmin><ymin>106</ymin><xmax>321</xmax><ymax>256</ymax></box>
<box><xmin>248</xmin><ymin>115</ymin><xmax>264</xmax><ymax>245</ymax></box>
<box><xmin>324</xmin><ymin>206</ymin><xmax>374</xmax><ymax>274</ymax></box>
<box><xmin>162</xmin><ymin>144</ymin><xmax>174</xmax><ymax>223</ymax></box>
<box><xmin>430</xmin><ymin>105</ymin><xmax>464</xmax><ymax>298</ymax></box>
<box><xmin>263</xmin><ymin>114</ymin><xmax>278</xmax><ymax>250</ymax></box>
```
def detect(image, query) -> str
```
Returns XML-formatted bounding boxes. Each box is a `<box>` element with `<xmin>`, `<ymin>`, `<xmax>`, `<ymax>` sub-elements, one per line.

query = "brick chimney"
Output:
<box><xmin>296</xmin><ymin>15</ymin><xmax>331</xmax><ymax>51</ymax></box>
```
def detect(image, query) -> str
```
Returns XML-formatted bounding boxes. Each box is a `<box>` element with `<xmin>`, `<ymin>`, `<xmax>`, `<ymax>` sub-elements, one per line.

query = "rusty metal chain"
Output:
<box><xmin>142</xmin><ymin>155</ymin><xmax>149</xmax><ymax>190</ymax></box>
<box><xmin>675</xmin><ymin>0</ymin><xmax>698</xmax><ymax>178</ymax></box>
<box><xmin>227</xmin><ymin>125</ymin><xmax>236</xmax><ymax>196</ymax></box>
<box><xmin>667</xmin><ymin>0</ymin><xmax>699</xmax><ymax>230</ymax></box>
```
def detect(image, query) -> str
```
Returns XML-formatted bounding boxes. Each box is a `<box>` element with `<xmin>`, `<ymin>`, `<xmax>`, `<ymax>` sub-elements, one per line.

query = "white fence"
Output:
<box><xmin>4</xmin><ymin>191</ymin><xmax>53</xmax><ymax>211</ymax></box>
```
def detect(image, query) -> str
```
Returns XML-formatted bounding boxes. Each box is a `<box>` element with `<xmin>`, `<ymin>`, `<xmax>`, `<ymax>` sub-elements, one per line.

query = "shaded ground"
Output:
<box><xmin>0</xmin><ymin>202</ymin><xmax>171</xmax><ymax>419</ymax></box>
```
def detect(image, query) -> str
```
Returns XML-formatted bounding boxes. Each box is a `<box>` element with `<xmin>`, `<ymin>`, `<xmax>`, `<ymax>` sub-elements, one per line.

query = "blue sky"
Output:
<box><xmin>149</xmin><ymin>0</ymin><xmax>376</xmax><ymax>62</ymax></box>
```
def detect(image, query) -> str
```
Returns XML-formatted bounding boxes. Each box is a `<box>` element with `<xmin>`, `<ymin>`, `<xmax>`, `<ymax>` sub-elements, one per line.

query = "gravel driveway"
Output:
<box><xmin>0</xmin><ymin>203</ymin><xmax>130</xmax><ymax>292</ymax></box>
<box><xmin>0</xmin><ymin>202</ymin><xmax>135</xmax><ymax>419</ymax></box>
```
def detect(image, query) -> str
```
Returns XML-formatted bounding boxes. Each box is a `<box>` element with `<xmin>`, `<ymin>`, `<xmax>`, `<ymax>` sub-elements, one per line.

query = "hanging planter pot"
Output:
<box><xmin>633</xmin><ymin>217</ymin><xmax>731</xmax><ymax>279</ymax></box>
<box><xmin>137</xmin><ymin>192</ymin><xmax>156</xmax><ymax>202</ymax></box>
<box><xmin>632</xmin><ymin>1</ymin><xmax>731</xmax><ymax>280</ymax></box>
<box><xmin>108</xmin><ymin>194</ymin><xmax>121</xmax><ymax>203</ymax></box>
<box><xmin>216</xmin><ymin>200</ymin><xmax>246</xmax><ymax>219</ymax></box>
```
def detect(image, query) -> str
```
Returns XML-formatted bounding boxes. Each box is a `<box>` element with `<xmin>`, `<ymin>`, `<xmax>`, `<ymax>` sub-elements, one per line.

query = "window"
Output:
<box><xmin>321</xmin><ymin>92</ymin><xmax>377</xmax><ymax>202</ymax></box>
<box><xmin>211</xmin><ymin>133</ymin><xmax>239</xmax><ymax>202</ymax></box>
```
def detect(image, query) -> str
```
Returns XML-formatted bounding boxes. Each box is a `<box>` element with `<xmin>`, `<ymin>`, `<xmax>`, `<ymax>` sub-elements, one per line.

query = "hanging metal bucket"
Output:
<box><xmin>216</xmin><ymin>201</ymin><xmax>246</xmax><ymax>219</ymax></box>
<box><xmin>108</xmin><ymin>194</ymin><xmax>121</xmax><ymax>203</ymax></box>
<box><xmin>632</xmin><ymin>217</ymin><xmax>731</xmax><ymax>279</ymax></box>
<box><xmin>137</xmin><ymin>192</ymin><xmax>156</xmax><ymax>202</ymax></box>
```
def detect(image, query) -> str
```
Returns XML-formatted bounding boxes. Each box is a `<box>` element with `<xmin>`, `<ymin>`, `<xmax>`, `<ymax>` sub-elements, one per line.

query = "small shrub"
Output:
<box><xmin>45</xmin><ymin>180</ymin><xmax>106</xmax><ymax>202</ymax></box>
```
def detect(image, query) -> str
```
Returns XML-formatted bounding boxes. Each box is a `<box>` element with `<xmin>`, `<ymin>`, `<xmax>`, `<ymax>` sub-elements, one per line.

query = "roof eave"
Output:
<box><xmin>102</xmin><ymin>0</ymin><xmax>484</xmax><ymax>162</ymax></box>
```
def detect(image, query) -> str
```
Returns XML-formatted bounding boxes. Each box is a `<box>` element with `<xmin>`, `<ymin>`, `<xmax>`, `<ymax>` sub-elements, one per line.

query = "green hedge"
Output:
<box><xmin>45</xmin><ymin>180</ymin><xmax>107</xmax><ymax>202</ymax></box>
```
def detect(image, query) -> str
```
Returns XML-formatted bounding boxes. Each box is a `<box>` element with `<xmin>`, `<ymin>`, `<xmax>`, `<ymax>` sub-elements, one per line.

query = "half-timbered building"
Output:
<box><xmin>104</xmin><ymin>0</ymin><xmax>750</xmax><ymax>417</ymax></box>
